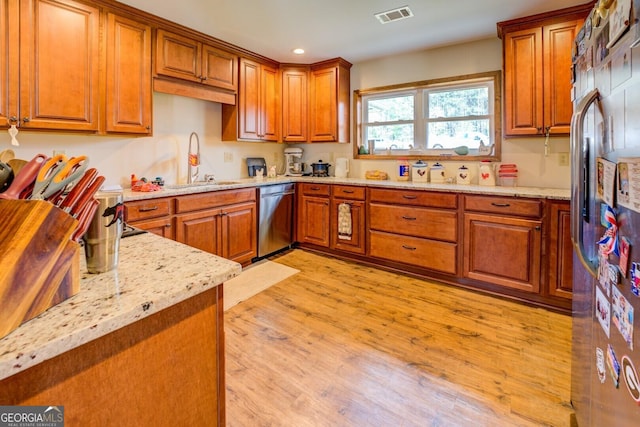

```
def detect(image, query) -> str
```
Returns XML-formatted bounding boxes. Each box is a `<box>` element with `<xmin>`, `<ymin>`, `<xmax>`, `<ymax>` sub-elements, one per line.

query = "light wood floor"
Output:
<box><xmin>225</xmin><ymin>250</ymin><xmax>572</xmax><ymax>426</ymax></box>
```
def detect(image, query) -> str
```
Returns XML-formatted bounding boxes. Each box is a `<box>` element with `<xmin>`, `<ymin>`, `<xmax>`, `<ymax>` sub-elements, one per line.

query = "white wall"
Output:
<box><xmin>0</xmin><ymin>37</ymin><xmax>571</xmax><ymax>189</ymax></box>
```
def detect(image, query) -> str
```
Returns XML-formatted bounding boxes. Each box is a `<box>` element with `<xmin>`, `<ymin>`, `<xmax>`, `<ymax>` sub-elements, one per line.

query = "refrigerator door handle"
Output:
<box><xmin>570</xmin><ymin>88</ymin><xmax>602</xmax><ymax>278</ymax></box>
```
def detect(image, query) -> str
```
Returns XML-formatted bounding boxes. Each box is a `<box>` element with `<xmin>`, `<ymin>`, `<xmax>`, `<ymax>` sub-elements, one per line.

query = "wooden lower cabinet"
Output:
<box><xmin>463</xmin><ymin>213</ymin><xmax>542</xmax><ymax>293</ymax></box>
<box><xmin>330</xmin><ymin>185</ymin><xmax>366</xmax><ymax>254</ymax></box>
<box><xmin>297</xmin><ymin>183</ymin><xmax>331</xmax><ymax>247</ymax></box>
<box><xmin>125</xmin><ymin>189</ymin><xmax>257</xmax><ymax>265</ymax></box>
<box><xmin>547</xmin><ymin>201</ymin><xmax>573</xmax><ymax>299</ymax></box>
<box><xmin>0</xmin><ymin>287</ymin><xmax>225</xmax><ymax>426</ymax></box>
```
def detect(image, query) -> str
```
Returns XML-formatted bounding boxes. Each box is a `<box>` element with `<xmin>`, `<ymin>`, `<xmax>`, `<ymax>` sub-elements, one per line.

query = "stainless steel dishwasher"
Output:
<box><xmin>257</xmin><ymin>183</ymin><xmax>295</xmax><ymax>259</ymax></box>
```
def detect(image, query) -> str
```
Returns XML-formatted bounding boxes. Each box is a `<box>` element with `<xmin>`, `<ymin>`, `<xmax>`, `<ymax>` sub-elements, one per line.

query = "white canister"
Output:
<box><xmin>456</xmin><ymin>165</ymin><xmax>471</xmax><ymax>185</ymax></box>
<box><xmin>478</xmin><ymin>160</ymin><xmax>496</xmax><ymax>186</ymax></box>
<box><xmin>430</xmin><ymin>162</ymin><xmax>446</xmax><ymax>184</ymax></box>
<box><xmin>335</xmin><ymin>157</ymin><xmax>349</xmax><ymax>178</ymax></box>
<box><xmin>412</xmin><ymin>160</ymin><xmax>428</xmax><ymax>182</ymax></box>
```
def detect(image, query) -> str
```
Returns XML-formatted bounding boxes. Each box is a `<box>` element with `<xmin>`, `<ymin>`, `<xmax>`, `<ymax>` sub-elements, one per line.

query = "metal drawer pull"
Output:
<box><xmin>402</xmin><ymin>245</ymin><xmax>417</xmax><ymax>251</ymax></box>
<box><xmin>310</xmin><ymin>186</ymin><xmax>321</xmax><ymax>190</ymax></box>
<box><xmin>139</xmin><ymin>206</ymin><xmax>159</xmax><ymax>212</ymax></box>
<box><xmin>402</xmin><ymin>195</ymin><xmax>417</xmax><ymax>199</ymax></box>
<box><xmin>491</xmin><ymin>202</ymin><xmax>511</xmax><ymax>208</ymax></box>
<box><xmin>402</xmin><ymin>216</ymin><xmax>417</xmax><ymax>221</ymax></box>
<box><xmin>342</xmin><ymin>190</ymin><xmax>355</xmax><ymax>194</ymax></box>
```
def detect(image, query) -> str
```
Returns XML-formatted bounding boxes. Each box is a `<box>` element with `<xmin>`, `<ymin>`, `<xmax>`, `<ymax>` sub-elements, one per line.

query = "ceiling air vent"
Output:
<box><xmin>375</xmin><ymin>6</ymin><xmax>414</xmax><ymax>24</ymax></box>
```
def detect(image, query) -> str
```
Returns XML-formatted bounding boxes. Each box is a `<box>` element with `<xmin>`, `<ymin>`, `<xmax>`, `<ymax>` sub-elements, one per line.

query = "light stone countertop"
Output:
<box><xmin>0</xmin><ymin>232</ymin><xmax>242</xmax><ymax>381</ymax></box>
<box><xmin>123</xmin><ymin>176</ymin><xmax>571</xmax><ymax>201</ymax></box>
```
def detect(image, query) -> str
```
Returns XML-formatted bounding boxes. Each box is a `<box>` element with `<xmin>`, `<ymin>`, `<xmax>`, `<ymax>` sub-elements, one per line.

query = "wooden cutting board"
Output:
<box><xmin>0</xmin><ymin>199</ymin><xmax>80</xmax><ymax>339</ymax></box>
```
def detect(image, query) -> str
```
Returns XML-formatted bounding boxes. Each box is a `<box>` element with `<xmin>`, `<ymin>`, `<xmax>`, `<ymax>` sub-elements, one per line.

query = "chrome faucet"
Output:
<box><xmin>187</xmin><ymin>132</ymin><xmax>200</xmax><ymax>183</ymax></box>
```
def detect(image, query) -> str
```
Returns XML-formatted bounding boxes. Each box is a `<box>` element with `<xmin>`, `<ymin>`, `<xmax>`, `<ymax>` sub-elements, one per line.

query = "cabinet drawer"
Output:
<box><xmin>299</xmin><ymin>183</ymin><xmax>331</xmax><ymax>197</ymax></box>
<box><xmin>369</xmin><ymin>203</ymin><xmax>457</xmax><ymax>242</ymax></box>
<box><xmin>463</xmin><ymin>195</ymin><xmax>542</xmax><ymax>218</ymax></box>
<box><xmin>176</xmin><ymin>188</ymin><xmax>256</xmax><ymax>213</ymax></box>
<box><xmin>332</xmin><ymin>185</ymin><xmax>365</xmax><ymax>200</ymax></box>
<box><xmin>368</xmin><ymin>187</ymin><xmax>458</xmax><ymax>209</ymax></box>
<box><xmin>125</xmin><ymin>198</ymin><xmax>173</xmax><ymax>221</ymax></box>
<box><xmin>369</xmin><ymin>230</ymin><xmax>457</xmax><ymax>275</ymax></box>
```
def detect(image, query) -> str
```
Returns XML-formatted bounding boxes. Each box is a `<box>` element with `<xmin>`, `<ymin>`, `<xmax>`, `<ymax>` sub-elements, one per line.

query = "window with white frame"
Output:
<box><xmin>355</xmin><ymin>71</ymin><xmax>501</xmax><ymax>160</ymax></box>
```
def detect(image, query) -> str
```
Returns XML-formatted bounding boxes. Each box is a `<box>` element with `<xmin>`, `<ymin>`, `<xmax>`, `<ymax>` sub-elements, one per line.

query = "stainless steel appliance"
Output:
<box><xmin>284</xmin><ymin>147</ymin><xmax>304</xmax><ymax>176</ymax></box>
<box><xmin>257</xmin><ymin>183</ymin><xmax>295</xmax><ymax>259</ymax></box>
<box><xmin>571</xmin><ymin>1</ymin><xmax>640</xmax><ymax>425</ymax></box>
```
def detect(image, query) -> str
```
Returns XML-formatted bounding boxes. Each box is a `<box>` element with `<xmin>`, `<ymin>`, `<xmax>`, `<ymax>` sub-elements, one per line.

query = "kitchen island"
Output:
<box><xmin>0</xmin><ymin>232</ymin><xmax>241</xmax><ymax>426</ymax></box>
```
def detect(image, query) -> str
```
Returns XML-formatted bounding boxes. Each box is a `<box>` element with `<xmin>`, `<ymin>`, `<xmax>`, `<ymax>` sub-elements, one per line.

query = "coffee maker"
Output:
<box><xmin>284</xmin><ymin>147</ymin><xmax>304</xmax><ymax>176</ymax></box>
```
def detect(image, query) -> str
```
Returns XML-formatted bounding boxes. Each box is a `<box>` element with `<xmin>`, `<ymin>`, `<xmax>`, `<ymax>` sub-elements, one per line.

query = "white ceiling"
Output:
<box><xmin>118</xmin><ymin>0</ymin><xmax>592</xmax><ymax>64</ymax></box>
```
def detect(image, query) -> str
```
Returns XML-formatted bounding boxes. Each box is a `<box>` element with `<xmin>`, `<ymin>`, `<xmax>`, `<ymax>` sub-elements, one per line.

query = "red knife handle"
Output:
<box><xmin>70</xmin><ymin>175</ymin><xmax>105</xmax><ymax>218</ymax></box>
<box><xmin>0</xmin><ymin>154</ymin><xmax>47</xmax><ymax>200</ymax></box>
<box><xmin>59</xmin><ymin>168</ymin><xmax>98</xmax><ymax>212</ymax></box>
<box><xmin>72</xmin><ymin>199</ymin><xmax>99</xmax><ymax>242</ymax></box>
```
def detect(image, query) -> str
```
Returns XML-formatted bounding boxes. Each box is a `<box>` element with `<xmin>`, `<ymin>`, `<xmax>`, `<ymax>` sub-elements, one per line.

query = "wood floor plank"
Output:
<box><xmin>225</xmin><ymin>250</ymin><xmax>572</xmax><ymax>426</ymax></box>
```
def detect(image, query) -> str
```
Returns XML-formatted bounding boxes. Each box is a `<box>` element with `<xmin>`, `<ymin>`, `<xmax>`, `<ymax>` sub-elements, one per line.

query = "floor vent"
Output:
<box><xmin>375</xmin><ymin>6</ymin><xmax>414</xmax><ymax>24</ymax></box>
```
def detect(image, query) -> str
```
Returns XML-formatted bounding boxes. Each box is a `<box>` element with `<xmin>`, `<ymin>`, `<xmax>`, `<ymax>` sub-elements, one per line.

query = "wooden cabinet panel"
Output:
<box><xmin>463</xmin><ymin>213</ymin><xmax>542</xmax><ymax>293</ymax></box>
<box><xmin>332</xmin><ymin>185</ymin><xmax>365</xmax><ymax>201</ymax></box>
<box><xmin>543</xmin><ymin>20</ymin><xmax>581</xmax><ymax>135</ymax></box>
<box><xmin>368</xmin><ymin>187</ymin><xmax>458</xmax><ymax>209</ymax></box>
<box><xmin>547</xmin><ymin>201</ymin><xmax>573</xmax><ymax>299</ymax></box>
<box><xmin>297</xmin><ymin>195</ymin><xmax>330</xmax><ymax>247</ymax></box>
<box><xmin>308</xmin><ymin>58</ymin><xmax>351</xmax><ymax>143</ymax></box>
<box><xmin>155</xmin><ymin>29</ymin><xmax>202</xmax><ymax>83</ymax></box>
<box><xmin>369</xmin><ymin>230</ymin><xmax>457</xmax><ymax>275</ymax></box>
<box><xmin>299</xmin><ymin>182</ymin><xmax>331</xmax><ymax>197</ymax></box>
<box><xmin>202</xmin><ymin>44</ymin><xmax>237</xmax><ymax>92</ymax></box>
<box><xmin>125</xmin><ymin>198</ymin><xmax>173</xmax><ymax>222</ymax></box>
<box><xmin>19</xmin><ymin>0</ymin><xmax>100</xmax><ymax>131</ymax></box>
<box><xmin>220</xmin><ymin>201</ymin><xmax>256</xmax><ymax>264</ymax></box>
<box><xmin>0</xmin><ymin>0</ymin><xmax>18</xmax><ymax>128</ymax></box>
<box><xmin>105</xmin><ymin>13</ymin><xmax>152</xmax><ymax>134</ymax></box>
<box><xmin>463</xmin><ymin>194</ymin><xmax>542</xmax><ymax>218</ymax></box>
<box><xmin>330</xmin><ymin>199</ymin><xmax>365</xmax><ymax>255</ymax></box>
<box><xmin>130</xmin><ymin>216</ymin><xmax>174</xmax><ymax>239</ymax></box>
<box><xmin>281</xmin><ymin>66</ymin><xmax>308</xmax><ymax>142</ymax></box>
<box><xmin>175</xmin><ymin>208</ymin><xmax>221</xmax><ymax>254</ymax></box>
<box><xmin>369</xmin><ymin>203</ymin><xmax>457</xmax><ymax>242</ymax></box>
<box><xmin>260</xmin><ymin>63</ymin><xmax>279</xmax><ymax>141</ymax></box>
<box><xmin>175</xmin><ymin>188</ymin><xmax>255</xmax><ymax>213</ymax></box>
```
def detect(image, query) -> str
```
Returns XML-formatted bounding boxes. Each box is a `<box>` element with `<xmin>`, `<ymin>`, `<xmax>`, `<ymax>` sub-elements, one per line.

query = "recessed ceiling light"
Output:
<box><xmin>375</xmin><ymin>6</ymin><xmax>414</xmax><ymax>24</ymax></box>
<box><xmin>293</xmin><ymin>48</ymin><xmax>305</xmax><ymax>55</ymax></box>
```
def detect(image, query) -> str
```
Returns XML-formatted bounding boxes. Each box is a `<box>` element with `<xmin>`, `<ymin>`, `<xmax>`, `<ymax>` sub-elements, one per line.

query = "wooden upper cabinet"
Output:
<box><xmin>309</xmin><ymin>58</ymin><xmax>351</xmax><ymax>142</ymax></box>
<box><xmin>498</xmin><ymin>4</ymin><xmax>590</xmax><ymax>137</ymax></box>
<box><xmin>281</xmin><ymin>65</ymin><xmax>308</xmax><ymax>142</ymax></box>
<box><xmin>222</xmin><ymin>57</ymin><xmax>279</xmax><ymax>141</ymax></box>
<box><xmin>105</xmin><ymin>13</ymin><xmax>152</xmax><ymax>134</ymax></box>
<box><xmin>19</xmin><ymin>0</ymin><xmax>100</xmax><ymax>131</ymax></box>
<box><xmin>154</xmin><ymin>29</ymin><xmax>237</xmax><ymax>104</ymax></box>
<box><xmin>0</xmin><ymin>0</ymin><xmax>18</xmax><ymax>129</ymax></box>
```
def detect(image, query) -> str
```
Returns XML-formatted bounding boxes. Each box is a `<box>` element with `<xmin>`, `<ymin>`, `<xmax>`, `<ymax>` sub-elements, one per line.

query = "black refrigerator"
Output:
<box><xmin>571</xmin><ymin>0</ymin><xmax>640</xmax><ymax>425</ymax></box>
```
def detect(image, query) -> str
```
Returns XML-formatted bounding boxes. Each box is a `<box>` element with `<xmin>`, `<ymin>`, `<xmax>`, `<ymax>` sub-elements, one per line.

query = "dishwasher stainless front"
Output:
<box><xmin>257</xmin><ymin>183</ymin><xmax>295</xmax><ymax>259</ymax></box>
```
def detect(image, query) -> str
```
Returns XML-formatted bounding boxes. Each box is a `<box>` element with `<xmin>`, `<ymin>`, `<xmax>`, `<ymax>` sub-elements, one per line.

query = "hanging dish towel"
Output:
<box><xmin>338</xmin><ymin>203</ymin><xmax>352</xmax><ymax>240</ymax></box>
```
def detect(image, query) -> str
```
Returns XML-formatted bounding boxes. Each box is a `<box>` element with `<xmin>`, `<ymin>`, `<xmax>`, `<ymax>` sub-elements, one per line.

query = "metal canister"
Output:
<box><xmin>83</xmin><ymin>190</ymin><xmax>124</xmax><ymax>273</ymax></box>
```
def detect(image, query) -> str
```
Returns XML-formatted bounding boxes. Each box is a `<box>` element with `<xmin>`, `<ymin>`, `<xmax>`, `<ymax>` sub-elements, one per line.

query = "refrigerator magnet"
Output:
<box><xmin>631</xmin><ymin>262</ymin><xmax>640</xmax><ymax>296</ymax></box>
<box><xmin>621</xmin><ymin>355</ymin><xmax>640</xmax><ymax>403</ymax></box>
<box><xmin>597</xmin><ymin>286</ymin><xmax>612</xmax><ymax>338</ymax></box>
<box><xmin>597</xmin><ymin>347</ymin><xmax>607</xmax><ymax>384</ymax></box>
<box><xmin>612</xmin><ymin>285</ymin><xmax>634</xmax><ymax>350</ymax></box>
<box><xmin>607</xmin><ymin>344</ymin><xmax>621</xmax><ymax>388</ymax></box>
<box><xmin>619</xmin><ymin>237</ymin><xmax>631</xmax><ymax>277</ymax></box>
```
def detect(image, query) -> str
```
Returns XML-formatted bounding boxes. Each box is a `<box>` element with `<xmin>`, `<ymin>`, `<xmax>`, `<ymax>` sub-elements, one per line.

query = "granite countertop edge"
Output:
<box><xmin>123</xmin><ymin>176</ymin><xmax>571</xmax><ymax>201</ymax></box>
<box><xmin>0</xmin><ymin>232</ymin><xmax>242</xmax><ymax>381</ymax></box>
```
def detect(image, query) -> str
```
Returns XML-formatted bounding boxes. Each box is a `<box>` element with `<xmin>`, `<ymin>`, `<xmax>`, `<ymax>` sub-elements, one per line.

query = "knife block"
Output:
<box><xmin>0</xmin><ymin>199</ymin><xmax>80</xmax><ymax>339</ymax></box>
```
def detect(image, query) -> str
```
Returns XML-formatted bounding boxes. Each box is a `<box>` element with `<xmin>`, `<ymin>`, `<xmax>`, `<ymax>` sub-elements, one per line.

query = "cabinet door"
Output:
<box><xmin>309</xmin><ymin>65</ymin><xmax>337</xmax><ymax>141</ymax></box>
<box><xmin>0</xmin><ymin>0</ymin><xmax>18</xmax><ymax>128</ymax></box>
<box><xmin>155</xmin><ymin>29</ymin><xmax>201</xmax><ymax>83</ymax></box>
<box><xmin>503</xmin><ymin>27</ymin><xmax>543</xmax><ymax>136</ymax></box>
<box><xmin>330</xmin><ymin>199</ymin><xmax>365</xmax><ymax>254</ymax></box>
<box><xmin>547</xmin><ymin>202</ymin><xmax>573</xmax><ymax>299</ymax></box>
<box><xmin>297</xmin><ymin>195</ymin><xmax>330</xmax><ymax>247</ymax></box>
<box><xmin>220</xmin><ymin>201</ymin><xmax>256</xmax><ymax>264</ymax></box>
<box><xmin>260</xmin><ymin>63</ymin><xmax>279</xmax><ymax>141</ymax></box>
<box><xmin>237</xmin><ymin>58</ymin><xmax>260</xmax><ymax>140</ymax></box>
<box><xmin>105</xmin><ymin>13</ymin><xmax>151</xmax><ymax>134</ymax></box>
<box><xmin>543</xmin><ymin>20</ymin><xmax>581</xmax><ymax>135</ymax></box>
<box><xmin>281</xmin><ymin>66</ymin><xmax>308</xmax><ymax>142</ymax></box>
<box><xmin>130</xmin><ymin>217</ymin><xmax>174</xmax><ymax>240</ymax></box>
<box><xmin>175</xmin><ymin>209</ymin><xmax>221</xmax><ymax>255</ymax></box>
<box><xmin>201</xmin><ymin>44</ymin><xmax>237</xmax><ymax>92</ymax></box>
<box><xmin>463</xmin><ymin>213</ymin><xmax>542</xmax><ymax>293</ymax></box>
<box><xmin>20</xmin><ymin>0</ymin><xmax>100</xmax><ymax>131</ymax></box>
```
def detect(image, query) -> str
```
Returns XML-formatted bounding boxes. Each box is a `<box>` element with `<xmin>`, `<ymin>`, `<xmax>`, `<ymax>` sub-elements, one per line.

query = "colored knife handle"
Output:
<box><xmin>0</xmin><ymin>154</ymin><xmax>47</xmax><ymax>200</ymax></box>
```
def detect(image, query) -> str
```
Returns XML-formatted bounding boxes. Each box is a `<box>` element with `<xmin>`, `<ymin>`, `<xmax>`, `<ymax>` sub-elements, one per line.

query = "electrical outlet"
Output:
<box><xmin>224</xmin><ymin>152</ymin><xmax>233</xmax><ymax>163</ymax></box>
<box><xmin>558</xmin><ymin>152</ymin><xmax>569</xmax><ymax>166</ymax></box>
